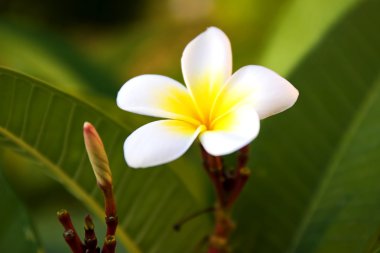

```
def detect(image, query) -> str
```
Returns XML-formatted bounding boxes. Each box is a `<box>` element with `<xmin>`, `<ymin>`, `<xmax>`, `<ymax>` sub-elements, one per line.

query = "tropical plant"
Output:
<box><xmin>0</xmin><ymin>0</ymin><xmax>379</xmax><ymax>252</ymax></box>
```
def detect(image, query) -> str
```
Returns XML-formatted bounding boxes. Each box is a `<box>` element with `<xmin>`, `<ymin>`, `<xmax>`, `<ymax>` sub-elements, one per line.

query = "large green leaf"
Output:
<box><xmin>0</xmin><ymin>68</ymin><xmax>212</xmax><ymax>253</ymax></box>
<box><xmin>0</xmin><ymin>166</ymin><xmax>41</xmax><ymax>252</ymax></box>
<box><xmin>233</xmin><ymin>0</ymin><xmax>380</xmax><ymax>252</ymax></box>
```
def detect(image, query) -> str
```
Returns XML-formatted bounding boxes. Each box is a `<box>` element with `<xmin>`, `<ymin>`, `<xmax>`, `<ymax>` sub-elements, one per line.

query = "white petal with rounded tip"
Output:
<box><xmin>181</xmin><ymin>27</ymin><xmax>232</xmax><ymax>120</ymax></box>
<box><xmin>200</xmin><ymin>105</ymin><xmax>260</xmax><ymax>156</ymax></box>
<box><xmin>213</xmin><ymin>65</ymin><xmax>299</xmax><ymax>120</ymax></box>
<box><xmin>117</xmin><ymin>74</ymin><xmax>198</xmax><ymax>124</ymax></box>
<box><xmin>124</xmin><ymin>120</ymin><xmax>203</xmax><ymax>168</ymax></box>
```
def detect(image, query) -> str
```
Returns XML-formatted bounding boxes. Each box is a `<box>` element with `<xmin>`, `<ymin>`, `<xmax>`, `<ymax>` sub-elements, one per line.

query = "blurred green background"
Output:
<box><xmin>0</xmin><ymin>0</ymin><xmax>379</xmax><ymax>252</ymax></box>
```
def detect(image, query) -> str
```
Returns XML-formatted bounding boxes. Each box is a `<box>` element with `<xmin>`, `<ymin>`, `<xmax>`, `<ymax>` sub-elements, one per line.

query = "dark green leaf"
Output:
<box><xmin>234</xmin><ymin>1</ymin><xmax>380</xmax><ymax>252</ymax></box>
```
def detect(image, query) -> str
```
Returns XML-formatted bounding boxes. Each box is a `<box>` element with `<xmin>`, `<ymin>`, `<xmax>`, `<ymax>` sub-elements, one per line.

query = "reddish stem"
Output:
<box><xmin>200</xmin><ymin>145</ymin><xmax>251</xmax><ymax>252</ymax></box>
<box><xmin>99</xmin><ymin>186</ymin><xmax>118</xmax><ymax>239</ymax></box>
<box><xmin>237</xmin><ymin>145</ymin><xmax>249</xmax><ymax>169</ymax></box>
<box><xmin>226</xmin><ymin>167</ymin><xmax>250</xmax><ymax>209</ymax></box>
<box><xmin>200</xmin><ymin>146</ymin><xmax>226</xmax><ymax>205</ymax></box>
<box><xmin>207</xmin><ymin>206</ymin><xmax>235</xmax><ymax>253</ymax></box>
<box><xmin>84</xmin><ymin>215</ymin><xmax>99</xmax><ymax>253</ymax></box>
<box><xmin>102</xmin><ymin>235</ymin><xmax>116</xmax><ymax>253</ymax></box>
<box><xmin>57</xmin><ymin>209</ymin><xmax>84</xmax><ymax>253</ymax></box>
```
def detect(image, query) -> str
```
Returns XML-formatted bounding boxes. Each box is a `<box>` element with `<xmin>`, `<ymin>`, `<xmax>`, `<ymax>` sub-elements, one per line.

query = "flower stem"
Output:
<box><xmin>57</xmin><ymin>209</ymin><xmax>84</xmax><ymax>253</ymax></box>
<box><xmin>208</xmin><ymin>205</ymin><xmax>235</xmax><ymax>253</ymax></box>
<box><xmin>200</xmin><ymin>145</ymin><xmax>251</xmax><ymax>252</ymax></box>
<box><xmin>102</xmin><ymin>187</ymin><xmax>118</xmax><ymax>237</ymax></box>
<box><xmin>99</xmin><ymin>170</ymin><xmax>118</xmax><ymax>253</ymax></box>
<box><xmin>200</xmin><ymin>146</ymin><xmax>226</xmax><ymax>205</ymax></box>
<box><xmin>102</xmin><ymin>235</ymin><xmax>116</xmax><ymax>253</ymax></box>
<box><xmin>84</xmin><ymin>215</ymin><xmax>99</xmax><ymax>253</ymax></box>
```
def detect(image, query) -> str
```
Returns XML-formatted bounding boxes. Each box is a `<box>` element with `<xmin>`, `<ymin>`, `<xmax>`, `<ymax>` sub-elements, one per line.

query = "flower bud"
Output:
<box><xmin>83</xmin><ymin>122</ymin><xmax>112</xmax><ymax>189</ymax></box>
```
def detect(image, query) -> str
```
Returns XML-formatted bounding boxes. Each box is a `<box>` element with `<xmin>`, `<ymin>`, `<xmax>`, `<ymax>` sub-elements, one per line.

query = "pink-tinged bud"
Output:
<box><xmin>83</xmin><ymin>122</ymin><xmax>113</xmax><ymax>189</ymax></box>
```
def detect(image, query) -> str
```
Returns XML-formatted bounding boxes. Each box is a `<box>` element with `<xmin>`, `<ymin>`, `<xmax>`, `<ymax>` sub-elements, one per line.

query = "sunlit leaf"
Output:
<box><xmin>258</xmin><ymin>0</ymin><xmax>362</xmax><ymax>75</ymax></box>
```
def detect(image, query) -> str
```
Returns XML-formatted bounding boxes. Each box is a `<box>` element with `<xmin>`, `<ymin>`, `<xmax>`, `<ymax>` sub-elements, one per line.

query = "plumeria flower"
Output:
<box><xmin>117</xmin><ymin>27</ymin><xmax>298</xmax><ymax>168</ymax></box>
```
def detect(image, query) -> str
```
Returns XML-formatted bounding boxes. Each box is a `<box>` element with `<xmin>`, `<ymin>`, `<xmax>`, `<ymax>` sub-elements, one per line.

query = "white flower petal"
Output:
<box><xmin>181</xmin><ymin>27</ymin><xmax>232</xmax><ymax>120</ymax></box>
<box><xmin>213</xmin><ymin>65</ymin><xmax>299</xmax><ymax>120</ymax></box>
<box><xmin>117</xmin><ymin>74</ymin><xmax>198</xmax><ymax>124</ymax></box>
<box><xmin>124</xmin><ymin>120</ymin><xmax>203</xmax><ymax>168</ymax></box>
<box><xmin>200</xmin><ymin>105</ymin><xmax>260</xmax><ymax>156</ymax></box>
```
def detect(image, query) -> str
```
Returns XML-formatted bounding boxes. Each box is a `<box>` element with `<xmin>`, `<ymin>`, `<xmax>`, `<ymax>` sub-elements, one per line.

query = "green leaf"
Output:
<box><xmin>233</xmin><ymin>0</ymin><xmax>380</xmax><ymax>252</ymax></box>
<box><xmin>258</xmin><ymin>0</ymin><xmax>363</xmax><ymax>75</ymax></box>
<box><xmin>0</xmin><ymin>68</ymin><xmax>212</xmax><ymax>253</ymax></box>
<box><xmin>0</xmin><ymin>167</ymin><xmax>42</xmax><ymax>252</ymax></box>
